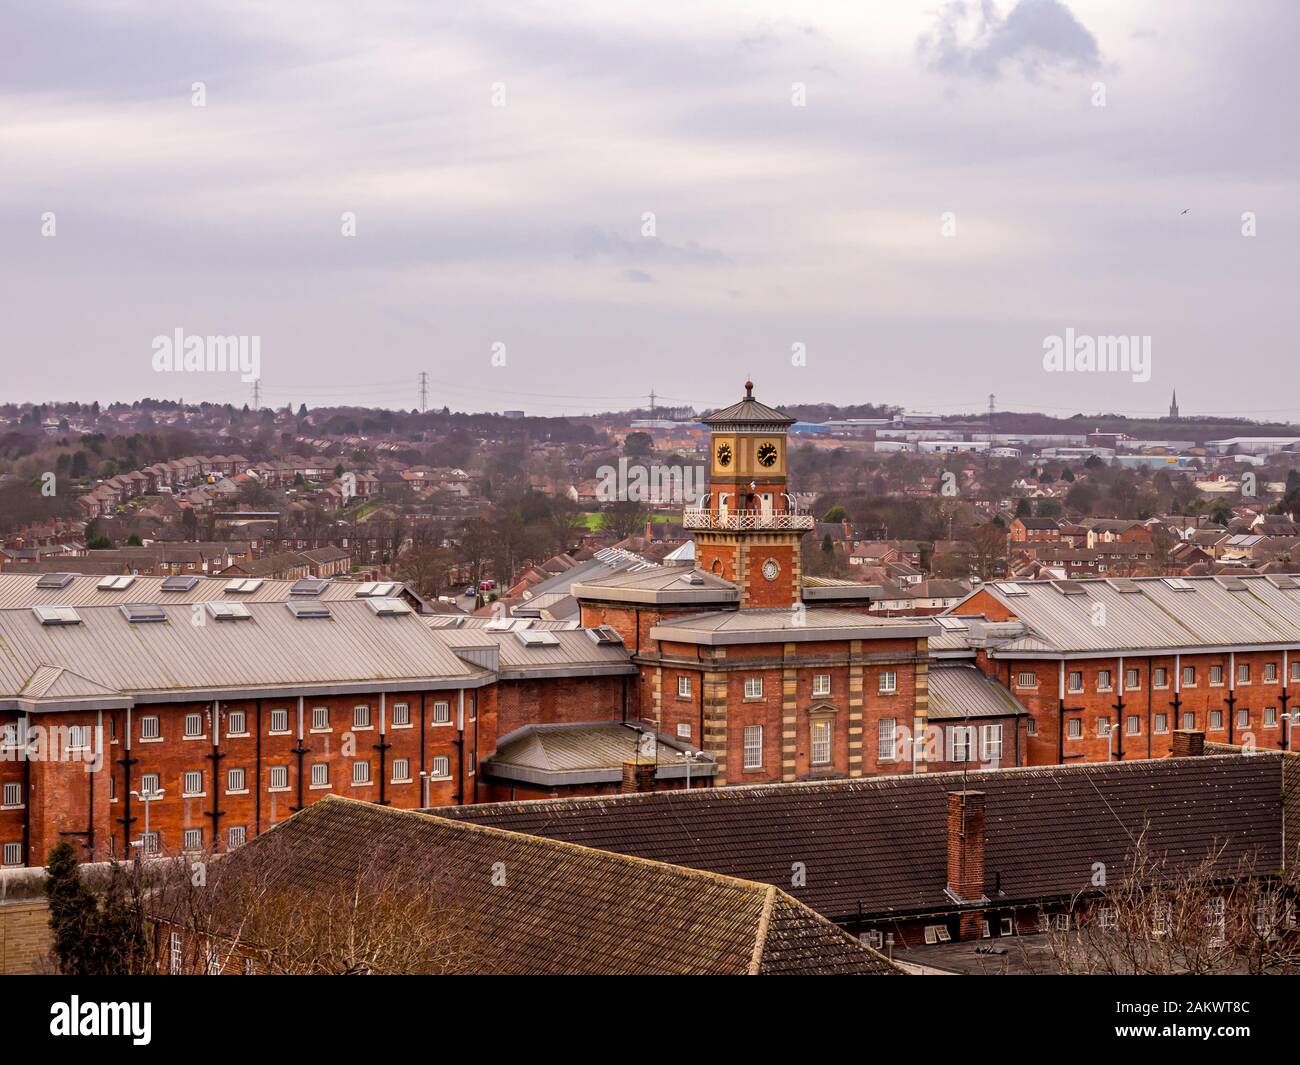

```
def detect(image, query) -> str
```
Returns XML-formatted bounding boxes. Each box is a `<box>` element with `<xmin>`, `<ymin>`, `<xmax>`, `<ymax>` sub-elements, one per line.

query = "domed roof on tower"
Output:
<box><xmin>701</xmin><ymin>380</ymin><xmax>796</xmax><ymax>431</ymax></box>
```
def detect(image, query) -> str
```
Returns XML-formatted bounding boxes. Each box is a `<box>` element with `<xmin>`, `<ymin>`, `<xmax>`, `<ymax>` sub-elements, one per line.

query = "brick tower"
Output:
<box><xmin>687</xmin><ymin>381</ymin><xmax>813</xmax><ymax>608</ymax></box>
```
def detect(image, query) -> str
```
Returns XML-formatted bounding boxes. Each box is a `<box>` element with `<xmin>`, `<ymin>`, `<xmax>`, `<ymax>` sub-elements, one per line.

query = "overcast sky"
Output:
<box><xmin>2</xmin><ymin>0</ymin><xmax>1295</xmax><ymax>419</ymax></box>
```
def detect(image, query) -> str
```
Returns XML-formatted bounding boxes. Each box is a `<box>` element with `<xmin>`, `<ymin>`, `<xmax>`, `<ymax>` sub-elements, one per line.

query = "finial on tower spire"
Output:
<box><xmin>744</xmin><ymin>379</ymin><xmax>754</xmax><ymax>399</ymax></box>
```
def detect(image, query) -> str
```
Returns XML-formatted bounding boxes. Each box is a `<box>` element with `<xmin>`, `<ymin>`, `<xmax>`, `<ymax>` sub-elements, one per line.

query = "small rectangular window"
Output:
<box><xmin>878</xmin><ymin>671</ymin><xmax>897</xmax><ymax>694</ymax></box>
<box><xmin>392</xmin><ymin>703</ymin><xmax>410</xmax><ymax>727</ymax></box>
<box><xmin>1068</xmin><ymin>718</ymin><xmax>1083</xmax><ymax>739</ymax></box>
<box><xmin>1183</xmin><ymin>666</ymin><xmax>1196</xmax><ymax>687</ymax></box>
<box><xmin>677</xmin><ymin>676</ymin><xmax>692</xmax><ymax>698</ymax></box>
<box><xmin>141</xmin><ymin>832</ymin><xmax>160</xmax><ymax>855</ymax></box>
<box><xmin>227</xmin><ymin>768</ymin><xmax>246</xmax><ymax>792</ymax></box>
<box><xmin>1</xmin><ymin>782</ymin><xmax>21</xmax><ymax>807</ymax></box>
<box><xmin>1096</xmin><ymin>715</ymin><xmax>1111</xmax><ymax>738</ymax></box>
<box><xmin>1209</xmin><ymin>709</ymin><xmax>1223</xmax><ymax>730</ymax></box>
<box><xmin>1237</xmin><ymin>708</ymin><xmax>1249</xmax><ymax>728</ymax></box>
<box><xmin>183</xmin><ymin>771</ymin><xmax>203</xmax><ymax>796</ymax></box>
<box><xmin>141</xmin><ymin>716</ymin><xmax>161</xmax><ymax>740</ymax></box>
<box><xmin>1068</xmin><ymin>672</ymin><xmax>1083</xmax><ymax>693</ymax></box>
<box><xmin>980</xmin><ymin>724</ymin><xmax>1002</xmax><ymax>762</ymax></box>
<box><xmin>353</xmin><ymin>705</ymin><xmax>371</xmax><ymax>729</ymax></box>
<box><xmin>431</xmin><ymin>755</ymin><xmax>450</xmax><ymax>779</ymax></box>
<box><xmin>1016</xmin><ymin>671</ymin><xmax>1036</xmax><ymax>689</ymax></box>
<box><xmin>1097</xmin><ymin>670</ymin><xmax>1112</xmax><ymax>692</ymax></box>
<box><xmin>1126</xmin><ymin>715</ymin><xmax>1140</xmax><ymax>735</ymax></box>
<box><xmin>392</xmin><ymin>757</ymin><xmax>411</xmax><ymax>782</ymax></box>
<box><xmin>183</xmin><ymin>829</ymin><xmax>202</xmax><ymax>851</ymax></box>
<box><xmin>228</xmin><ymin>826</ymin><xmax>246</xmax><ymax>848</ymax></box>
<box><xmin>743</xmin><ymin>725</ymin><xmax>763</xmax><ymax>769</ymax></box>
<box><xmin>311</xmin><ymin>763</ymin><xmax>329</xmax><ymax>787</ymax></box>
<box><xmin>1125</xmin><ymin>669</ymin><xmax>1139</xmax><ymax>690</ymax></box>
<box><xmin>1266</xmin><ymin>707</ymin><xmax>1279</xmax><ymax>727</ymax></box>
<box><xmin>1153</xmin><ymin>667</ymin><xmax>1169</xmax><ymax>689</ymax></box>
<box><xmin>169</xmin><ymin>932</ymin><xmax>183</xmax><ymax>974</ymax></box>
<box><xmin>269</xmin><ymin>765</ymin><xmax>288</xmax><ymax>790</ymax></box>
<box><xmin>311</xmin><ymin>707</ymin><xmax>330</xmax><ymax>731</ymax></box>
<box><xmin>185</xmin><ymin>713</ymin><xmax>204</xmax><ymax>738</ymax></box>
<box><xmin>352</xmin><ymin>761</ymin><xmax>371</xmax><ymax>785</ymax></box>
<box><xmin>226</xmin><ymin>710</ymin><xmax>247</xmax><ymax>735</ymax></box>
<box><xmin>1182</xmin><ymin>711</ymin><xmax>1196</xmax><ymax>730</ymax></box>
<box><xmin>269</xmin><ymin>709</ymin><xmax>290</xmax><ymax>734</ymax></box>
<box><xmin>1155</xmin><ymin>713</ymin><xmax>1169</xmax><ymax>733</ymax></box>
<box><xmin>744</xmin><ymin>677</ymin><xmax>763</xmax><ymax>700</ymax></box>
<box><xmin>951</xmin><ymin>725</ymin><xmax>974</xmax><ymax>762</ymax></box>
<box><xmin>1238</xmin><ymin>663</ymin><xmax>1251</xmax><ymax>685</ymax></box>
<box><xmin>140</xmin><ymin>772</ymin><xmax>161</xmax><ymax>798</ymax></box>
<box><xmin>812</xmin><ymin>674</ymin><xmax>831</xmax><ymax>697</ymax></box>
<box><xmin>1264</xmin><ymin>663</ymin><xmax>1278</xmax><ymax>683</ymax></box>
<box><xmin>432</xmin><ymin>701</ymin><xmax>451</xmax><ymax>724</ymax></box>
<box><xmin>1</xmin><ymin>843</ymin><xmax>19</xmax><ymax>867</ymax></box>
<box><xmin>1210</xmin><ymin>665</ymin><xmax>1224</xmax><ymax>686</ymax></box>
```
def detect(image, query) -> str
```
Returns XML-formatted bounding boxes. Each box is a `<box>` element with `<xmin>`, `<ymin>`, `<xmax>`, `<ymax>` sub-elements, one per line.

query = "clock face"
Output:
<box><xmin>716</xmin><ymin>442</ymin><xmax>732</xmax><ymax>467</ymax></box>
<box><xmin>761</xmin><ymin>558</ymin><xmax>779</xmax><ymax>581</ymax></box>
<box><xmin>757</xmin><ymin>442</ymin><xmax>779</xmax><ymax>467</ymax></box>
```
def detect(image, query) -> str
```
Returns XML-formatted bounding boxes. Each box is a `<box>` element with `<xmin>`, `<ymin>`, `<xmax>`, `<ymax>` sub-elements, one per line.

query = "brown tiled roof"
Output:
<box><xmin>444</xmin><ymin>755</ymin><xmax>1284</xmax><ymax>923</ymax></box>
<box><xmin>220</xmin><ymin>796</ymin><xmax>898</xmax><ymax>975</ymax></box>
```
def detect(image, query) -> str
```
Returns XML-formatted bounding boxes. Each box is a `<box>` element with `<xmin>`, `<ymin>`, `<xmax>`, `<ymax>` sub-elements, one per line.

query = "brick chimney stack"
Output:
<box><xmin>946</xmin><ymin>790</ymin><xmax>986</xmax><ymax>939</ymax></box>
<box><xmin>1171</xmin><ymin>729</ymin><xmax>1206</xmax><ymax>758</ymax></box>
<box><xmin>621</xmin><ymin>760</ymin><xmax>656</xmax><ymax>794</ymax></box>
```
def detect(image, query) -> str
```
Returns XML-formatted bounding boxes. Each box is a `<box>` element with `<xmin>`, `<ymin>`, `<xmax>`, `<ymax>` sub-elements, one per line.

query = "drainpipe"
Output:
<box><xmin>1146</xmin><ymin>659</ymin><xmax>1153</xmax><ymax>758</ymax></box>
<box><xmin>291</xmin><ymin>696</ymin><xmax>307</xmax><ymax>812</ymax></box>
<box><xmin>19</xmin><ymin>715</ymin><xmax>31</xmax><ymax>866</ymax></box>
<box><xmin>207</xmin><ymin>700</ymin><xmax>225</xmax><ymax>848</ymax></box>
<box><xmin>1114</xmin><ymin>657</ymin><xmax>1125</xmax><ymax>761</ymax></box>
<box><xmin>1057</xmin><ymin>661</ymin><xmax>1065</xmax><ymax>765</ymax></box>
<box><xmin>1226</xmin><ymin>652</ymin><xmax>1236</xmax><ymax>745</ymax></box>
<box><xmin>419</xmin><ymin>691</ymin><xmax>427</xmax><ymax>788</ymax></box>
<box><xmin>375</xmin><ymin>692</ymin><xmax>390</xmax><ymax>806</ymax></box>
<box><xmin>255</xmin><ymin>700</ymin><xmax>262</xmax><ymax>839</ymax></box>
<box><xmin>118</xmin><ymin>707</ymin><xmax>136</xmax><ymax>860</ymax></box>
<box><xmin>1283</xmin><ymin>651</ymin><xmax>1291</xmax><ymax>751</ymax></box>
<box><xmin>1171</xmin><ymin>653</ymin><xmax>1182</xmax><ymax>741</ymax></box>
<box><xmin>454</xmin><ymin>690</ymin><xmax>465</xmax><ymax>805</ymax></box>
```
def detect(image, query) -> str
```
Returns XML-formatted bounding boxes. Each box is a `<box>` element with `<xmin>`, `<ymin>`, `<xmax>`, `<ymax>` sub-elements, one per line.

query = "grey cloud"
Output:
<box><xmin>917</xmin><ymin>0</ymin><xmax>1102</xmax><ymax>81</ymax></box>
<box><xmin>573</xmin><ymin>227</ymin><xmax>730</xmax><ymax>267</ymax></box>
<box><xmin>622</xmin><ymin>268</ymin><xmax>656</xmax><ymax>283</ymax></box>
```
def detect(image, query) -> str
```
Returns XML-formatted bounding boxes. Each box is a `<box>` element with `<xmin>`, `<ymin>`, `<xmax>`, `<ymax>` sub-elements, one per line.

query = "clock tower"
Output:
<box><xmin>687</xmin><ymin>381</ymin><xmax>813</xmax><ymax>608</ymax></box>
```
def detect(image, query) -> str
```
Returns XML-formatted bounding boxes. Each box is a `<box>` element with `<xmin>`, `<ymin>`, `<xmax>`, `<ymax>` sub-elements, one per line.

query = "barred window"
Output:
<box><xmin>1155</xmin><ymin>713</ymin><xmax>1169</xmax><ymax>733</ymax></box>
<box><xmin>141</xmin><ymin>716</ymin><xmax>161</xmax><ymax>740</ymax></box>
<box><xmin>392</xmin><ymin>757</ymin><xmax>411</xmax><ymax>782</ymax></box>
<box><xmin>269</xmin><ymin>709</ymin><xmax>290</xmax><ymax>734</ymax></box>
<box><xmin>227</xmin><ymin>768</ymin><xmax>246</xmax><ymax>792</ymax></box>
<box><xmin>743</xmin><ymin>725</ymin><xmax>763</xmax><ymax>769</ymax></box>
<box><xmin>392</xmin><ymin>703</ymin><xmax>410</xmax><ymax>727</ymax></box>
<box><xmin>183</xmin><ymin>829</ymin><xmax>202</xmax><ymax>851</ymax></box>
<box><xmin>140</xmin><ymin>773</ymin><xmax>161</xmax><ymax>798</ymax></box>
<box><xmin>184</xmin><ymin>713</ymin><xmax>204</xmax><ymax>738</ymax></box>
<box><xmin>269</xmin><ymin>765</ymin><xmax>289</xmax><ymax>790</ymax></box>
<box><xmin>228</xmin><ymin>826</ymin><xmax>247</xmax><ymax>848</ymax></box>
<box><xmin>227</xmin><ymin>710</ymin><xmax>247</xmax><ymax>735</ymax></box>
<box><xmin>430</xmin><ymin>756</ymin><xmax>450</xmax><ymax>779</ymax></box>
<box><xmin>311</xmin><ymin>707</ymin><xmax>329</xmax><ymax>730</ymax></box>
<box><xmin>951</xmin><ymin>725</ymin><xmax>974</xmax><ymax>763</ymax></box>
<box><xmin>183</xmin><ymin>771</ymin><xmax>203</xmax><ymax>796</ymax></box>
<box><xmin>311</xmin><ymin>763</ymin><xmax>329</xmax><ymax>787</ymax></box>
<box><xmin>878</xmin><ymin>718</ymin><xmax>898</xmax><ymax>760</ymax></box>
<box><xmin>810</xmin><ymin>719</ymin><xmax>831</xmax><ymax>766</ymax></box>
<box><xmin>432</xmin><ymin>701</ymin><xmax>451</xmax><ymax>724</ymax></box>
<box><xmin>353</xmin><ymin>705</ymin><xmax>371</xmax><ymax>729</ymax></box>
<box><xmin>352</xmin><ymin>760</ymin><xmax>371</xmax><ymax>785</ymax></box>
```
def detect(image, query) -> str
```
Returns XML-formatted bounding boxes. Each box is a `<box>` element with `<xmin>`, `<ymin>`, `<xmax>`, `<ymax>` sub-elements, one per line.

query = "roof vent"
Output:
<box><xmin>1106</xmin><ymin>578</ymin><xmax>1142</xmax><ymax>594</ymax></box>
<box><xmin>1162</xmin><ymin>577</ymin><xmax>1193</xmax><ymax>591</ymax></box>
<box><xmin>1051</xmin><ymin>580</ymin><xmax>1087</xmax><ymax>596</ymax></box>
<box><xmin>516</xmin><ymin>629</ymin><xmax>560</xmax><ymax>647</ymax></box>
<box><xmin>206</xmin><ymin>601</ymin><xmax>252</xmax><ymax>621</ymax></box>
<box><xmin>285</xmin><ymin>600</ymin><xmax>332</xmax><ymax>619</ymax></box>
<box><xmin>161</xmin><ymin>575</ymin><xmax>201</xmax><ymax>592</ymax></box>
<box><xmin>120</xmin><ymin>602</ymin><xmax>166</xmax><ymax>623</ymax></box>
<box><xmin>995</xmin><ymin>582</ymin><xmax>1028</xmax><ymax>597</ymax></box>
<box><xmin>1266</xmin><ymin>574</ymin><xmax>1299</xmax><ymax>590</ymax></box>
<box><xmin>97</xmin><ymin>575</ymin><xmax>136</xmax><ymax>591</ymax></box>
<box><xmin>36</xmin><ymin>572</ymin><xmax>75</xmax><ymax>590</ymax></box>
<box><xmin>33</xmin><ymin>604</ymin><xmax>82</xmax><ymax>626</ymax></box>
<box><xmin>1215</xmin><ymin>575</ymin><xmax>1248</xmax><ymax>592</ymax></box>
<box><xmin>290</xmin><ymin>578</ymin><xmax>328</xmax><ymax>596</ymax></box>
<box><xmin>355</xmin><ymin>581</ymin><xmax>399</xmax><ymax>598</ymax></box>
<box><xmin>586</xmin><ymin>625</ymin><xmax>624</xmax><ymax>645</ymax></box>
<box><xmin>366</xmin><ymin>597</ymin><xmax>411</xmax><ymax>616</ymax></box>
<box><xmin>224</xmin><ymin>578</ymin><xmax>263</xmax><ymax>593</ymax></box>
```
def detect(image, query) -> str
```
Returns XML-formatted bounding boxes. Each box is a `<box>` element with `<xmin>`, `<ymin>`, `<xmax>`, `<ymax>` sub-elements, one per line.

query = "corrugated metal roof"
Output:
<box><xmin>957</xmin><ymin>573</ymin><xmax>1300</xmax><ymax>655</ymax></box>
<box><xmin>0</xmin><ymin>572</ymin><xmax>397</xmax><ymax>608</ymax></box>
<box><xmin>927</xmin><ymin>665</ymin><xmax>1028</xmax><ymax>720</ymax></box>
<box><xmin>428</xmin><ymin>625</ymin><xmax>635</xmax><ymax>672</ymax></box>
<box><xmin>0</xmin><ymin>600</ymin><xmax>486</xmax><ymax>703</ymax></box>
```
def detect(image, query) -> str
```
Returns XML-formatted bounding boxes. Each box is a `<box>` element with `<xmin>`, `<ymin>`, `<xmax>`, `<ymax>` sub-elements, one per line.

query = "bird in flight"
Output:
<box><xmin>1180</xmin><ymin>208</ymin><xmax>1191</xmax><ymax>215</ymax></box>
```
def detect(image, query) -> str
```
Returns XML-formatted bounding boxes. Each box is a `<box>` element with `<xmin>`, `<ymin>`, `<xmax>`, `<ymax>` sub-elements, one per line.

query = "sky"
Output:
<box><xmin>1</xmin><ymin>0</ymin><xmax>1296</xmax><ymax>420</ymax></box>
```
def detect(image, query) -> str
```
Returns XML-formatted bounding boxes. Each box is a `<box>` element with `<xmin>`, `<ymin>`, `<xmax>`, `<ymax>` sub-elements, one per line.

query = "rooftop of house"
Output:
<box><xmin>444</xmin><ymin>753</ymin><xmax>1288</xmax><ymax>925</ymax></box>
<box><xmin>209</xmin><ymin>795</ymin><xmax>899</xmax><ymax>975</ymax></box>
<box><xmin>649</xmin><ymin>608</ymin><xmax>938</xmax><ymax>645</ymax></box>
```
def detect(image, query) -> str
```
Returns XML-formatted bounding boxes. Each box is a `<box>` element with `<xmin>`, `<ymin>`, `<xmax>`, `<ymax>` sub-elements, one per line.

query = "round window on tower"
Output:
<box><xmin>761</xmin><ymin>558</ymin><xmax>780</xmax><ymax>582</ymax></box>
<box><xmin>757</xmin><ymin>442</ymin><xmax>778</xmax><ymax>467</ymax></box>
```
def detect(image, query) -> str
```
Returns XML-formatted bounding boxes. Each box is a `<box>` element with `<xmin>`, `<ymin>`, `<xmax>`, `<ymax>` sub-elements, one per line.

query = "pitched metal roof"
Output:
<box><xmin>426</xmin><ymin>624</ymin><xmax>636</xmax><ymax>676</ymax></box>
<box><xmin>927</xmin><ymin>665</ymin><xmax>1029</xmax><ymax>720</ymax></box>
<box><xmin>485</xmin><ymin>722</ymin><xmax>713</xmax><ymax>785</ymax></box>
<box><xmin>446</xmin><ymin>754</ymin><xmax>1284</xmax><ymax>923</ymax></box>
<box><xmin>650</xmin><ymin>608</ymin><xmax>938</xmax><ymax>645</ymax></box>
<box><xmin>952</xmin><ymin>573</ymin><xmax>1300</xmax><ymax>656</ymax></box>
<box><xmin>0</xmin><ymin>600</ymin><xmax>488</xmax><ymax>708</ymax></box>
<box><xmin>0</xmin><ymin>571</ymin><xmax>402</xmax><ymax>608</ymax></box>
<box><xmin>211</xmin><ymin>796</ymin><xmax>899</xmax><ymax>975</ymax></box>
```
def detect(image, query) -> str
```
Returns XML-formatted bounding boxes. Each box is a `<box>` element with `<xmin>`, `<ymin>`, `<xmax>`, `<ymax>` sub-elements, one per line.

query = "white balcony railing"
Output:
<box><xmin>682</xmin><ymin>509</ymin><xmax>815</xmax><ymax>531</ymax></box>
